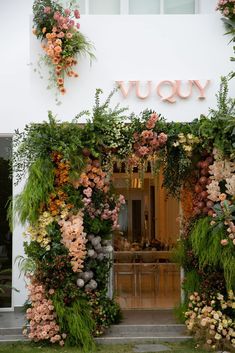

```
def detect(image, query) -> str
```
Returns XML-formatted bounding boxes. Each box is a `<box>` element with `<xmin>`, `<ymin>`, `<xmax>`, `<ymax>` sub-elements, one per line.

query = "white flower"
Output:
<box><xmin>215</xmin><ymin>333</ymin><xmax>222</xmax><ymax>340</ymax></box>
<box><xmin>207</xmin><ymin>180</ymin><xmax>221</xmax><ymax>202</ymax></box>
<box><xmin>225</xmin><ymin>175</ymin><xmax>235</xmax><ymax>196</ymax></box>
<box><xmin>213</xmin><ymin>313</ymin><xmax>220</xmax><ymax>320</ymax></box>
<box><xmin>209</xmin><ymin>160</ymin><xmax>235</xmax><ymax>181</ymax></box>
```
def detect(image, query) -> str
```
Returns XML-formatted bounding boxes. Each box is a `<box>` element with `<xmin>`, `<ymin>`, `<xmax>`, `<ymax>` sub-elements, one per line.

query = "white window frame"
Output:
<box><xmin>83</xmin><ymin>0</ymin><xmax>199</xmax><ymax>14</ymax></box>
<box><xmin>160</xmin><ymin>0</ymin><xmax>199</xmax><ymax>14</ymax></box>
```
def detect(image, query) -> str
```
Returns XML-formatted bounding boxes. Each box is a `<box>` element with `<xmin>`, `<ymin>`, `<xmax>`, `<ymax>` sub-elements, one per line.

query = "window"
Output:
<box><xmin>164</xmin><ymin>0</ymin><xmax>195</xmax><ymax>14</ymax></box>
<box><xmin>0</xmin><ymin>136</ymin><xmax>12</xmax><ymax>308</ymax></box>
<box><xmin>79</xmin><ymin>0</ymin><xmax>197</xmax><ymax>14</ymax></box>
<box><xmin>129</xmin><ymin>0</ymin><xmax>160</xmax><ymax>15</ymax></box>
<box><xmin>89</xmin><ymin>0</ymin><xmax>120</xmax><ymax>14</ymax></box>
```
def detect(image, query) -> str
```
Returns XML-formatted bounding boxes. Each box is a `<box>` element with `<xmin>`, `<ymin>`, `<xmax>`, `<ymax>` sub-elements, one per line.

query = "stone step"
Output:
<box><xmin>105</xmin><ymin>324</ymin><xmax>187</xmax><ymax>337</ymax></box>
<box><xmin>0</xmin><ymin>335</ymin><xmax>28</xmax><ymax>343</ymax></box>
<box><xmin>0</xmin><ymin>327</ymin><xmax>23</xmax><ymax>335</ymax></box>
<box><xmin>95</xmin><ymin>335</ymin><xmax>191</xmax><ymax>344</ymax></box>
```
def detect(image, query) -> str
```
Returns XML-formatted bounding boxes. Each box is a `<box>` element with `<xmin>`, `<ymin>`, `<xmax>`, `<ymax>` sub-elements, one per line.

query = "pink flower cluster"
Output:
<box><xmin>73</xmin><ymin>159</ymin><xmax>125</xmax><ymax>229</ymax></box>
<box><xmin>59</xmin><ymin>211</ymin><xmax>87</xmax><ymax>272</ymax></box>
<box><xmin>216</xmin><ymin>0</ymin><xmax>235</xmax><ymax>18</ymax></box>
<box><xmin>101</xmin><ymin>194</ymin><xmax>126</xmax><ymax>230</ymax></box>
<box><xmin>25</xmin><ymin>279</ymin><xmax>65</xmax><ymax>345</ymax></box>
<box><xmin>83</xmin><ymin>188</ymin><xmax>125</xmax><ymax>229</ymax></box>
<box><xmin>52</xmin><ymin>8</ymin><xmax>80</xmax><ymax>30</ymax></box>
<box><xmin>132</xmin><ymin>113</ymin><xmax>167</xmax><ymax>158</ymax></box>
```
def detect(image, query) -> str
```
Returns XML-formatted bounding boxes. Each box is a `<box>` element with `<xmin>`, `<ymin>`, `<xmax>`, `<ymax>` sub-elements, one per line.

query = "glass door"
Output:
<box><xmin>113</xmin><ymin>172</ymin><xmax>181</xmax><ymax>309</ymax></box>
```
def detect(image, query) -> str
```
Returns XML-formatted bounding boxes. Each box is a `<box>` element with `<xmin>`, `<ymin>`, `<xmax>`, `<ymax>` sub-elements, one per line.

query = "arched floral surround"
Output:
<box><xmin>14</xmin><ymin>79</ymin><xmax>235</xmax><ymax>351</ymax></box>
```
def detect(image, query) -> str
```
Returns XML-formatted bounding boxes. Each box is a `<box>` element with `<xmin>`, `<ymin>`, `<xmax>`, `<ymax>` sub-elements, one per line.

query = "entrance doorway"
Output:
<box><xmin>113</xmin><ymin>171</ymin><xmax>181</xmax><ymax>309</ymax></box>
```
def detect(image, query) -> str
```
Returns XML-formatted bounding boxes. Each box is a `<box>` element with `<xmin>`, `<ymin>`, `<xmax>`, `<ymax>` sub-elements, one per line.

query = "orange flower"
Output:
<box><xmin>57</xmin><ymin>78</ymin><xmax>64</xmax><ymax>86</ymax></box>
<box><xmin>60</xmin><ymin>87</ymin><xmax>66</xmax><ymax>94</ymax></box>
<box><xmin>55</xmin><ymin>39</ymin><xmax>62</xmax><ymax>46</ymax></box>
<box><xmin>73</xmin><ymin>73</ymin><xmax>79</xmax><ymax>78</ymax></box>
<box><xmin>53</xmin><ymin>58</ymin><xmax>60</xmax><ymax>65</ymax></box>
<box><xmin>54</xmin><ymin>46</ymin><xmax>62</xmax><ymax>53</ymax></box>
<box><xmin>46</xmin><ymin>33</ymin><xmax>52</xmax><ymax>40</ymax></box>
<box><xmin>66</xmin><ymin>33</ymin><xmax>73</xmax><ymax>39</ymax></box>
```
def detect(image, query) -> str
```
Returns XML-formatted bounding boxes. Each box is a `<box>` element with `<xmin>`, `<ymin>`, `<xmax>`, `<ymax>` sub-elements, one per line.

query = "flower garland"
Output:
<box><xmin>32</xmin><ymin>0</ymin><xmax>94</xmax><ymax>94</ymax></box>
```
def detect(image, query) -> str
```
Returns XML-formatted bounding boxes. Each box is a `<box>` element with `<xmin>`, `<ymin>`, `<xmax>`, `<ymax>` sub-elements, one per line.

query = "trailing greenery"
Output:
<box><xmin>52</xmin><ymin>292</ymin><xmax>95</xmax><ymax>350</ymax></box>
<box><xmin>13</xmin><ymin>112</ymin><xmax>87</xmax><ymax>184</ymax></box>
<box><xmin>15</xmin><ymin>158</ymin><xmax>55</xmax><ymax>224</ymax></box>
<box><xmin>182</xmin><ymin>269</ymin><xmax>201</xmax><ymax>299</ymax></box>
<box><xmin>190</xmin><ymin>217</ymin><xmax>235</xmax><ymax>290</ymax></box>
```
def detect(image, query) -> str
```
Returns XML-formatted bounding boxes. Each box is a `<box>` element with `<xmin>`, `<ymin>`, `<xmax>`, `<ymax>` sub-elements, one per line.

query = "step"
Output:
<box><xmin>0</xmin><ymin>327</ymin><xmax>23</xmax><ymax>335</ymax></box>
<box><xmin>106</xmin><ymin>324</ymin><xmax>187</xmax><ymax>337</ymax></box>
<box><xmin>95</xmin><ymin>335</ymin><xmax>191</xmax><ymax>344</ymax></box>
<box><xmin>0</xmin><ymin>335</ymin><xmax>28</xmax><ymax>343</ymax></box>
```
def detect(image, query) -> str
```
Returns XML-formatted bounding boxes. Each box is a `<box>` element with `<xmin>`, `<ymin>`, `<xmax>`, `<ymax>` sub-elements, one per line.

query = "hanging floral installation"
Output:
<box><xmin>32</xmin><ymin>0</ymin><xmax>94</xmax><ymax>94</ymax></box>
<box><xmin>216</xmin><ymin>0</ymin><xmax>235</xmax><ymax>67</ymax></box>
<box><xmin>13</xmin><ymin>76</ymin><xmax>235</xmax><ymax>350</ymax></box>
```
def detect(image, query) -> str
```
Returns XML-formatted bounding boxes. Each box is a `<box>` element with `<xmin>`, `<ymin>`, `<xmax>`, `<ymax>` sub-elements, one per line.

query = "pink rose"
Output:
<box><xmin>54</xmin><ymin>11</ymin><xmax>60</xmax><ymax>20</ymax></box>
<box><xmin>64</xmin><ymin>8</ymin><xmax>71</xmax><ymax>15</ymax></box>
<box><xmin>138</xmin><ymin>146</ymin><xmax>149</xmax><ymax>156</ymax></box>
<box><xmin>158</xmin><ymin>132</ymin><xmax>168</xmax><ymax>145</ymax></box>
<box><xmin>44</xmin><ymin>6</ymin><xmax>51</xmax><ymax>14</ymax></box>
<box><xmin>76</xmin><ymin>22</ymin><xmax>80</xmax><ymax>29</ymax></box>
<box><xmin>221</xmin><ymin>239</ymin><xmax>228</xmax><ymax>246</ymax></box>
<box><xmin>83</xmin><ymin>187</ymin><xmax>92</xmax><ymax>198</ymax></box>
<box><xmin>74</xmin><ymin>9</ymin><xmax>80</xmax><ymax>19</ymax></box>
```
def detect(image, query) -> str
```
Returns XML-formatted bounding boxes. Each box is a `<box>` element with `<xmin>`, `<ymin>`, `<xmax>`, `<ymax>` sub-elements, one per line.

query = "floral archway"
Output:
<box><xmin>14</xmin><ymin>78</ymin><xmax>235</xmax><ymax>351</ymax></box>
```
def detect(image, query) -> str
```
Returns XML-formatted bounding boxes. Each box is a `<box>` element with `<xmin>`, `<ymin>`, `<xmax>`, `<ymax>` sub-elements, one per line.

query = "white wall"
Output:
<box><xmin>0</xmin><ymin>1</ymin><xmax>234</xmax><ymax>306</ymax></box>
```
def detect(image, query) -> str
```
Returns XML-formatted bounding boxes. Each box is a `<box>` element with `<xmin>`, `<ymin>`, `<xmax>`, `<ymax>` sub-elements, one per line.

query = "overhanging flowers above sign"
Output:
<box><xmin>32</xmin><ymin>0</ymin><xmax>95</xmax><ymax>95</ymax></box>
<box><xmin>115</xmin><ymin>80</ymin><xmax>210</xmax><ymax>103</ymax></box>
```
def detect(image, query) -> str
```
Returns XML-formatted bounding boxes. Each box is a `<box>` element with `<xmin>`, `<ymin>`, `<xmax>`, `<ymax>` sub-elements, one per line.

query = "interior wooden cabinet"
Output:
<box><xmin>112</xmin><ymin>171</ymin><xmax>181</xmax><ymax>309</ymax></box>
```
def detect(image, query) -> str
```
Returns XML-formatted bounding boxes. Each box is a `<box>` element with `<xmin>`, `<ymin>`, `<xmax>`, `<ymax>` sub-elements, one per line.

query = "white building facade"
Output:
<box><xmin>0</xmin><ymin>0</ymin><xmax>234</xmax><ymax>308</ymax></box>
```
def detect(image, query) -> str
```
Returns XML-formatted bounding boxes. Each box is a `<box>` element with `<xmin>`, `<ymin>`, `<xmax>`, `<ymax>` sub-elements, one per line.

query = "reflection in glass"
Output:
<box><xmin>0</xmin><ymin>137</ymin><xmax>12</xmax><ymax>308</ymax></box>
<box><xmin>129</xmin><ymin>0</ymin><xmax>160</xmax><ymax>14</ymax></box>
<box><xmin>164</xmin><ymin>0</ymin><xmax>195</xmax><ymax>14</ymax></box>
<box><xmin>78</xmin><ymin>0</ymin><xmax>86</xmax><ymax>14</ymax></box>
<box><xmin>89</xmin><ymin>0</ymin><xmax>120</xmax><ymax>14</ymax></box>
